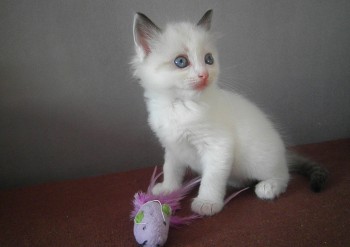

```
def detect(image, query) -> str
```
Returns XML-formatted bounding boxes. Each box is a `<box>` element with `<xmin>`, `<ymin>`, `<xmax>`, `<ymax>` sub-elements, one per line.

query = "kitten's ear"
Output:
<box><xmin>133</xmin><ymin>12</ymin><xmax>161</xmax><ymax>58</ymax></box>
<box><xmin>197</xmin><ymin>9</ymin><xmax>213</xmax><ymax>31</ymax></box>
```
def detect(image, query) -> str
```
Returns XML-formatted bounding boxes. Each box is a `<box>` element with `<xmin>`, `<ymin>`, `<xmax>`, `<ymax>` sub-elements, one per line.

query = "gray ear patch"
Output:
<box><xmin>133</xmin><ymin>12</ymin><xmax>161</xmax><ymax>56</ymax></box>
<box><xmin>197</xmin><ymin>9</ymin><xmax>213</xmax><ymax>31</ymax></box>
<box><xmin>135</xmin><ymin>12</ymin><xmax>161</xmax><ymax>34</ymax></box>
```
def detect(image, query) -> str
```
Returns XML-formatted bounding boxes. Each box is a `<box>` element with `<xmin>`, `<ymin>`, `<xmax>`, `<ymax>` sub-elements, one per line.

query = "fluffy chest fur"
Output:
<box><xmin>147</xmin><ymin>97</ymin><xmax>208</xmax><ymax>143</ymax></box>
<box><xmin>146</xmin><ymin>95</ymin><xmax>208</xmax><ymax>167</ymax></box>
<box><xmin>145</xmin><ymin>87</ymin><xmax>236</xmax><ymax>173</ymax></box>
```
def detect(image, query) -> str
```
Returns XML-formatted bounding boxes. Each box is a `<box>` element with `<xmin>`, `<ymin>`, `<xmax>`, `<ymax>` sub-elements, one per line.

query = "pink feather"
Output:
<box><xmin>131</xmin><ymin>167</ymin><xmax>201</xmax><ymax>227</ymax></box>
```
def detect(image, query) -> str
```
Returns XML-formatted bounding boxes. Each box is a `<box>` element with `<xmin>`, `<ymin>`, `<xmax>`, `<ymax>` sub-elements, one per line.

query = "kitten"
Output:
<box><xmin>131</xmin><ymin>10</ymin><xmax>328</xmax><ymax>216</ymax></box>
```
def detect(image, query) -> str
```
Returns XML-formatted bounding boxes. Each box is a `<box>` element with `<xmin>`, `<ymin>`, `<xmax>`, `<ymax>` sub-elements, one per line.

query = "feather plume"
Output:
<box><xmin>131</xmin><ymin>167</ymin><xmax>201</xmax><ymax>227</ymax></box>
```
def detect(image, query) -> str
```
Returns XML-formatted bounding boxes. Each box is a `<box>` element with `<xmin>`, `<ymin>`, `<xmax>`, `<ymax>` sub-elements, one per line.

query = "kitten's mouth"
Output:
<box><xmin>194</xmin><ymin>78</ymin><xmax>209</xmax><ymax>91</ymax></box>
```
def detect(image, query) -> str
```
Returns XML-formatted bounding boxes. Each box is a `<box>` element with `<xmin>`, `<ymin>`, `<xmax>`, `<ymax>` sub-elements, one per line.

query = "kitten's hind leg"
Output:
<box><xmin>255</xmin><ymin>178</ymin><xmax>288</xmax><ymax>200</ymax></box>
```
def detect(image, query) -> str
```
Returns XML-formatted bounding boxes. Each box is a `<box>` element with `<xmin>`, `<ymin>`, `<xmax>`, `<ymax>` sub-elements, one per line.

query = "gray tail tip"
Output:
<box><xmin>310</xmin><ymin>171</ymin><xmax>328</xmax><ymax>193</ymax></box>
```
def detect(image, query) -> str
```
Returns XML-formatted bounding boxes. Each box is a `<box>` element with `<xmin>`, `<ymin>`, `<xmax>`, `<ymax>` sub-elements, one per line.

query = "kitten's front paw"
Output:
<box><xmin>191</xmin><ymin>197</ymin><xmax>224</xmax><ymax>216</ymax></box>
<box><xmin>152</xmin><ymin>182</ymin><xmax>178</xmax><ymax>195</ymax></box>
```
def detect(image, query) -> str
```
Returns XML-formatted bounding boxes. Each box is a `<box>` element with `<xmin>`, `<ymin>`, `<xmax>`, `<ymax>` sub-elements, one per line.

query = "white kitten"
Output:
<box><xmin>131</xmin><ymin>10</ymin><xmax>327</xmax><ymax>216</ymax></box>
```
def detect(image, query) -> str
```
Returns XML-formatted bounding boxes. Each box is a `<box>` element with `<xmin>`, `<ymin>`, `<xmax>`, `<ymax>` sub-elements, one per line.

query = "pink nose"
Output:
<box><xmin>198</xmin><ymin>72</ymin><xmax>209</xmax><ymax>80</ymax></box>
<box><xmin>195</xmin><ymin>72</ymin><xmax>210</xmax><ymax>91</ymax></box>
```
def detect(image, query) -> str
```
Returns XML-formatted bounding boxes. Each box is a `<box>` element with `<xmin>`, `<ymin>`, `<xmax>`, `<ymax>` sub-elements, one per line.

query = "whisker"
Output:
<box><xmin>218</xmin><ymin>75</ymin><xmax>256</xmax><ymax>96</ymax></box>
<box><xmin>220</xmin><ymin>60</ymin><xmax>249</xmax><ymax>71</ymax></box>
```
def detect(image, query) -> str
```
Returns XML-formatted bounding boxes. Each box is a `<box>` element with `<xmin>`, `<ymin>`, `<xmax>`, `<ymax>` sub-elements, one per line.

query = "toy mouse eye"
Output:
<box><xmin>174</xmin><ymin>56</ymin><xmax>189</xmax><ymax>68</ymax></box>
<box><xmin>205</xmin><ymin>53</ymin><xmax>214</xmax><ymax>65</ymax></box>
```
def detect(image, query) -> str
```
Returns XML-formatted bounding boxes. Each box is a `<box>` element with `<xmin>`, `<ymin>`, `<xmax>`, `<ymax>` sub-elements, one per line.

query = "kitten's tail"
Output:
<box><xmin>287</xmin><ymin>151</ymin><xmax>328</xmax><ymax>192</ymax></box>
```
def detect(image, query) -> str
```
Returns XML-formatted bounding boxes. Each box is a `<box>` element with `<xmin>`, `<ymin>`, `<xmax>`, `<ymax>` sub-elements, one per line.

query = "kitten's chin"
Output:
<box><xmin>177</xmin><ymin>81</ymin><xmax>215</xmax><ymax>99</ymax></box>
<box><xmin>141</xmin><ymin>78</ymin><xmax>215</xmax><ymax>101</ymax></box>
<box><xmin>194</xmin><ymin>79</ymin><xmax>210</xmax><ymax>91</ymax></box>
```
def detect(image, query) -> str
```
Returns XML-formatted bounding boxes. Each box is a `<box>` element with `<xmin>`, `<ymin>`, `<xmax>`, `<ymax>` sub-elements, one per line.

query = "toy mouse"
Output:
<box><xmin>131</xmin><ymin>167</ymin><xmax>249</xmax><ymax>247</ymax></box>
<box><xmin>131</xmin><ymin>167</ymin><xmax>200</xmax><ymax>246</ymax></box>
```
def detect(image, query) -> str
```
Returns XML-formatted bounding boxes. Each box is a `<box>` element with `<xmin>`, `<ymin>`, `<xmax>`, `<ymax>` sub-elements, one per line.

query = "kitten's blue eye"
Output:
<box><xmin>174</xmin><ymin>56</ymin><xmax>189</xmax><ymax>68</ymax></box>
<box><xmin>205</xmin><ymin>53</ymin><xmax>214</xmax><ymax>65</ymax></box>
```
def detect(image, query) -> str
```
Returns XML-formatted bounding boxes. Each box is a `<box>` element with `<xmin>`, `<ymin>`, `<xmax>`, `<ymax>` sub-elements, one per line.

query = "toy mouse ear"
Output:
<box><xmin>162</xmin><ymin>204</ymin><xmax>172</xmax><ymax>216</ymax></box>
<box><xmin>133</xmin><ymin>12</ymin><xmax>161</xmax><ymax>58</ymax></box>
<box><xmin>197</xmin><ymin>9</ymin><xmax>213</xmax><ymax>31</ymax></box>
<box><xmin>134</xmin><ymin>211</ymin><xmax>144</xmax><ymax>224</ymax></box>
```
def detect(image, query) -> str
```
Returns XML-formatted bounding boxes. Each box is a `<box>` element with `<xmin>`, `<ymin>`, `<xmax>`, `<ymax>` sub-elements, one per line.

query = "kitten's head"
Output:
<box><xmin>132</xmin><ymin>10</ymin><xmax>219</xmax><ymax>99</ymax></box>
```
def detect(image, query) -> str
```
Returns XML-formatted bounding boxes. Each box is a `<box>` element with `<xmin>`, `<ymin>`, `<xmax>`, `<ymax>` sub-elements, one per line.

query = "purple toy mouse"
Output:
<box><xmin>133</xmin><ymin>200</ymin><xmax>171</xmax><ymax>246</ymax></box>
<box><xmin>131</xmin><ymin>167</ymin><xmax>249</xmax><ymax>247</ymax></box>
<box><xmin>131</xmin><ymin>167</ymin><xmax>200</xmax><ymax>247</ymax></box>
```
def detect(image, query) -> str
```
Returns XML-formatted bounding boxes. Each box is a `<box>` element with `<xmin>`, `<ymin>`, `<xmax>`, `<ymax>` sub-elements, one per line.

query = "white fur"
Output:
<box><xmin>132</xmin><ymin>16</ymin><xmax>289</xmax><ymax>216</ymax></box>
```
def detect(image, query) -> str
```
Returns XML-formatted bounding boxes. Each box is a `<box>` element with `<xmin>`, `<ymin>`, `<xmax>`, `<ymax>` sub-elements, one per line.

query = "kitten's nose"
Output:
<box><xmin>198</xmin><ymin>72</ymin><xmax>209</xmax><ymax>80</ymax></box>
<box><xmin>195</xmin><ymin>71</ymin><xmax>210</xmax><ymax>91</ymax></box>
